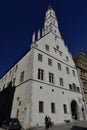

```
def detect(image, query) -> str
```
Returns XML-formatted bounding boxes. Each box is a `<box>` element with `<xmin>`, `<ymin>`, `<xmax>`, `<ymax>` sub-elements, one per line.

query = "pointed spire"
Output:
<box><xmin>32</xmin><ymin>32</ymin><xmax>35</xmax><ymax>43</ymax></box>
<box><xmin>44</xmin><ymin>5</ymin><xmax>61</xmax><ymax>38</ymax></box>
<box><xmin>37</xmin><ymin>29</ymin><xmax>40</xmax><ymax>40</ymax></box>
<box><xmin>42</xmin><ymin>28</ymin><xmax>45</xmax><ymax>36</ymax></box>
<box><xmin>48</xmin><ymin>4</ymin><xmax>51</xmax><ymax>10</ymax></box>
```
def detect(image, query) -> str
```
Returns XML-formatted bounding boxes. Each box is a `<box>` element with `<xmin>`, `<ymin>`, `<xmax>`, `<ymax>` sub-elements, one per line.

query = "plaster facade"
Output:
<box><xmin>0</xmin><ymin>6</ymin><xmax>86</xmax><ymax>129</ymax></box>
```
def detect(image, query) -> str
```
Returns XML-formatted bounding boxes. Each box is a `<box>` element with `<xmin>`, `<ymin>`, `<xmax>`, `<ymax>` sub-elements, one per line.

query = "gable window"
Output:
<box><xmin>49</xmin><ymin>73</ymin><xmax>54</xmax><ymax>83</ymax></box>
<box><xmin>72</xmin><ymin>70</ymin><xmax>76</xmax><ymax>77</ymax></box>
<box><xmin>39</xmin><ymin>101</ymin><xmax>44</xmax><ymax>113</ymax></box>
<box><xmin>66</xmin><ymin>56</ymin><xmax>69</xmax><ymax>61</ymax></box>
<box><xmin>63</xmin><ymin>104</ymin><xmax>67</xmax><ymax>114</ymax></box>
<box><xmin>77</xmin><ymin>87</ymin><xmax>80</xmax><ymax>93</ymax></box>
<box><xmin>66</xmin><ymin>67</ymin><xmax>70</xmax><ymax>74</ymax></box>
<box><xmin>20</xmin><ymin>71</ymin><xmax>24</xmax><ymax>83</ymax></box>
<box><xmin>48</xmin><ymin>59</ymin><xmax>52</xmax><ymax>66</ymax></box>
<box><xmin>51</xmin><ymin>102</ymin><xmax>55</xmax><ymax>113</ymax></box>
<box><xmin>45</xmin><ymin>44</ymin><xmax>49</xmax><ymax>51</ymax></box>
<box><xmin>38</xmin><ymin>54</ymin><xmax>42</xmax><ymax>62</ymax></box>
<box><xmin>38</xmin><ymin>69</ymin><xmax>44</xmax><ymax>80</ymax></box>
<box><xmin>59</xmin><ymin>78</ymin><xmax>63</xmax><ymax>86</ymax></box>
<box><xmin>58</xmin><ymin>63</ymin><xmax>61</xmax><ymax>70</ymax></box>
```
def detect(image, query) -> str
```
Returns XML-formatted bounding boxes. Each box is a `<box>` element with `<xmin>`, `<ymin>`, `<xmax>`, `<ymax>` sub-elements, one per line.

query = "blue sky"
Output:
<box><xmin>0</xmin><ymin>0</ymin><xmax>87</xmax><ymax>77</ymax></box>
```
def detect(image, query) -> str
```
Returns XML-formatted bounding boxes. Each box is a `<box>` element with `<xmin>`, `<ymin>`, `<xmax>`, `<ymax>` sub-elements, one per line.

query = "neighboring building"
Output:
<box><xmin>0</xmin><ymin>6</ymin><xmax>86</xmax><ymax>129</ymax></box>
<box><xmin>74</xmin><ymin>50</ymin><xmax>87</xmax><ymax>108</ymax></box>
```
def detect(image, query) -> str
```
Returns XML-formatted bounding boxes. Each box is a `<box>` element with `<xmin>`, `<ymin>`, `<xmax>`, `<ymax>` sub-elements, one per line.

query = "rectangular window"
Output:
<box><xmin>45</xmin><ymin>44</ymin><xmax>49</xmax><ymax>51</ymax></box>
<box><xmin>69</xmin><ymin>84</ymin><xmax>72</xmax><ymax>91</ymax></box>
<box><xmin>38</xmin><ymin>54</ymin><xmax>42</xmax><ymax>62</ymax></box>
<box><xmin>48</xmin><ymin>59</ymin><xmax>52</xmax><ymax>66</ymax></box>
<box><xmin>39</xmin><ymin>101</ymin><xmax>44</xmax><ymax>113</ymax></box>
<box><xmin>77</xmin><ymin>87</ymin><xmax>80</xmax><ymax>93</ymax></box>
<box><xmin>49</xmin><ymin>73</ymin><xmax>54</xmax><ymax>83</ymax></box>
<box><xmin>58</xmin><ymin>63</ymin><xmax>61</xmax><ymax>70</ymax></box>
<box><xmin>63</xmin><ymin>104</ymin><xmax>67</xmax><ymax>114</ymax></box>
<box><xmin>59</xmin><ymin>78</ymin><xmax>63</xmax><ymax>86</ymax></box>
<box><xmin>66</xmin><ymin>67</ymin><xmax>70</xmax><ymax>74</ymax></box>
<box><xmin>38</xmin><ymin>69</ymin><xmax>44</xmax><ymax>80</ymax></box>
<box><xmin>73</xmin><ymin>83</ymin><xmax>76</xmax><ymax>91</ymax></box>
<box><xmin>72</xmin><ymin>70</ymin><xmax>75</xmax><ymax>77</ymax></box>
<box><xmin>20</xmin><ymin>71</ymin><xmax>24</xmax><ymax>83</ymax></box>
<box><xmin>51</xmin><ymin>102</ymin><xmax>55</xmax><ymax>113</ymax></box>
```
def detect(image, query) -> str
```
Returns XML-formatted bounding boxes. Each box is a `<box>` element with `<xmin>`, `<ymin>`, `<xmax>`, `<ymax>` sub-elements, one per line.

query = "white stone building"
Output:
<box><xmin>0</xmin><ymin>6</ymin><xmax>86</xmax><ymax>129</ymax></box>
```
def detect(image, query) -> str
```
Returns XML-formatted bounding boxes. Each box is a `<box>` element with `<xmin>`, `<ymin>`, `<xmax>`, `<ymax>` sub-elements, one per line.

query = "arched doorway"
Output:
<box><xmin>71</xmin><ymin>100</ymin><xmax>78</xmax><ymax>120</ymax></box>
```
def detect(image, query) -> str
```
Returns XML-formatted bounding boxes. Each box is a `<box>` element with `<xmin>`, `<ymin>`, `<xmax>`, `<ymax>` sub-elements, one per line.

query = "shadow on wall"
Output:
<box><xmin>71</xmin><ymin>126</ymin><xmax>87</xmax><ymax>130</ymax></box>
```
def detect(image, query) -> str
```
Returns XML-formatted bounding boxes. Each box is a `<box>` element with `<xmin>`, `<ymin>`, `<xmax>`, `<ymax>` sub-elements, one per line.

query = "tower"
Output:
<box><xmin>44</xmin><ymin>6</ymin><xmax>61</xmax><ymax>38</ymax></box>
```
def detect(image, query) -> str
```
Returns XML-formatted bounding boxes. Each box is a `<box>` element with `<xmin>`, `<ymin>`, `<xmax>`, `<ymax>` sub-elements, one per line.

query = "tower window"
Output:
<box><xmin>39</xmin><ymin>101</ymin><xmax>44</xmax><ymax>113</ymax></box>
<box><xmin>38</xmin><ymin>69</ymin><xmax>44</xmax><ymax>80</ymax></box>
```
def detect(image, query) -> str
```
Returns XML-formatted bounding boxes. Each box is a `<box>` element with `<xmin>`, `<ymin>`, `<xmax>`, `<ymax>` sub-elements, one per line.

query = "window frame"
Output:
<box><xmin>38</xmin><ymin>68</ymin><xmax>44</xmax><ymax>80</ymax></box>
<box><xmin>63</xmin><ymin>104</ymin><xmax>67</xmax><ymax>114</ymax></box>
<box><xmin>39</xmin><ymin>101</ymin><xmax>44</xmax><ymax>113</ymax></box>
<box><xmin>51</xmin><ymin>102</ymin><xmax>55</xmax><ymax>113</ymax></box>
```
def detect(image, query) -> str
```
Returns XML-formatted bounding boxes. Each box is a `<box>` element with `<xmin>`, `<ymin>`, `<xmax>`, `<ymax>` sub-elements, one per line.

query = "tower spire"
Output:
<box><xmin>44</xmin><ymin>6</ymin><xmax>61</xmax><ymax>38</ymax></box>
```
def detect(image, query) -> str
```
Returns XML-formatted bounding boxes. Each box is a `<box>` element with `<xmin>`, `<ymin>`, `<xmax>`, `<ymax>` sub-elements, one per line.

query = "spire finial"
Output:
<box><xmin>48</xmin><ymin>4</ymin><xmax>51</xmax><ymax>9</ymax></box>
